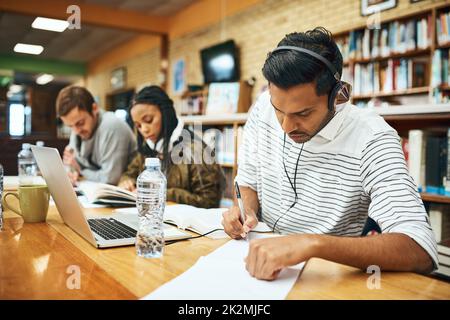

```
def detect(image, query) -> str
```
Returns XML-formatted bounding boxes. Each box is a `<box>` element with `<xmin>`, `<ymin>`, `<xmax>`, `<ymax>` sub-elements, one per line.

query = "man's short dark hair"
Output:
<box><xmin>56</xmin><ymin>86</ymin><xmax>95</xmax><ymax>117</ymax></box>
<box><xmin>262</xmin><ymin>27</ymin><xmax>343</xmax><ymax>96</ymax></box>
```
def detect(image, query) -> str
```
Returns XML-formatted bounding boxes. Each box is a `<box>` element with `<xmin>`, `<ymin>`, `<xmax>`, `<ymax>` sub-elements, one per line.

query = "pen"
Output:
<box><xmin>234</xmin><ymin>182</ymin><xmax>248</xmax><ymax>240</ymax></box>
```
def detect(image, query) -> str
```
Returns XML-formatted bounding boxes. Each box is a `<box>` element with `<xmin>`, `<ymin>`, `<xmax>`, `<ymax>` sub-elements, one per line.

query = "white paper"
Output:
<box><xmin>143</xmin><ymin>235</ymin><xmax>303</xmax><ymax>300</ymax></box>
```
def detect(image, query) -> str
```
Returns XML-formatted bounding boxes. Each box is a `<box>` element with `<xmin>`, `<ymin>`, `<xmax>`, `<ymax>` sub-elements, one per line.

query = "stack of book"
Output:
<box><xmin>406</xmin><ymin>128</ymin><xmax>450</xmax><ymax>195</ymax></box>
<box><xmin>436</xmin><ymin>238</ymin><xmax>450</xmax><ymax>279</ymax></box>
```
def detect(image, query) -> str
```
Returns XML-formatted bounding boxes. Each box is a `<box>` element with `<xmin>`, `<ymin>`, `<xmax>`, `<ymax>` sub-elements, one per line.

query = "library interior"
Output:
<box><xmin>1</xmin><ymin>0</ymin><xmax>450</xmax><ymax>301</ymax></box>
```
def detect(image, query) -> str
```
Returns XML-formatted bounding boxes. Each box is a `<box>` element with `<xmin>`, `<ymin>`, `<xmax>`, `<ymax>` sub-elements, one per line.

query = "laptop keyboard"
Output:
<box><xmin>88</xmin><ymin>218</ymin><xmax>136</xmax><ymax>240</ymax></box>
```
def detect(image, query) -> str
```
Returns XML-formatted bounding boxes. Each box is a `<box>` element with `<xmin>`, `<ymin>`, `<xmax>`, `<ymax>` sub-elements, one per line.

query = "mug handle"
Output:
<box><xmin>3</xmin><ymin>192</ymin><xmax>23</xmax><ymax>216</ymax></box>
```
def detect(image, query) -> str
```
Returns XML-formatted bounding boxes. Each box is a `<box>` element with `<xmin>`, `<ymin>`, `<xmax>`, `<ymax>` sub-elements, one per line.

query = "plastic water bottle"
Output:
<box><xmin>18</xmin><ymin>143</ymin><xmax>37</xmax><ymax>186</ymax></box>
<box><xmin>136</xmin><ymin>158</ymin><xmax>167</xmax><ymax>258</ymax></box>
<box><xmin>0</xmin><ymin>163</ymin><xmax>3</xmax><ymax>230</ymax></box>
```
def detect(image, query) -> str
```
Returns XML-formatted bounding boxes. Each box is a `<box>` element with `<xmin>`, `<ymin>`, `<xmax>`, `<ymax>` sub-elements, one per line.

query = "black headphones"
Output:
<box><xmin>269</xmin><ymin>45</ymin><xmax>350</xmax><ymax>111</ymax></box>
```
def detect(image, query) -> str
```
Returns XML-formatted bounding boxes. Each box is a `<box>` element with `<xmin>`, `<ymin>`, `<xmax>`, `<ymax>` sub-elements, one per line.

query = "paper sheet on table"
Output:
<box><xmin>142</xmin><ymin>234</ymin><xmax>304</xmax><ymax>300</ymax></box>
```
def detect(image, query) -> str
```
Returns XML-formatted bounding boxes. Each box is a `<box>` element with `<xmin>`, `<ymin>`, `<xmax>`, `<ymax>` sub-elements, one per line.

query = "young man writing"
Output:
<box><xmin>222</xmin><ymin>27</ymin><xmax>437</xmax><ymax>280</ymax></box>
<box><xmin>56</xmin><ymin>86</ymin><xmax>137</xmax><ymax>185</ymax></box>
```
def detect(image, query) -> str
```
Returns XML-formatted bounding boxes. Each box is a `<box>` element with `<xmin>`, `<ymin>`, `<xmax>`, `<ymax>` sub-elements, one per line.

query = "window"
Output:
<box><xmin>9</xmin><ymin>103</ymin><xmax>25</xmax><ymax>136</ymax></box>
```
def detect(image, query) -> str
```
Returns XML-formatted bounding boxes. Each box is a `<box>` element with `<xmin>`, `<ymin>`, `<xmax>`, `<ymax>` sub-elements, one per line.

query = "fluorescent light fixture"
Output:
<box><xmin>32</xmin><ymin>17</ymin><xmax>69</xmax><ymax>32</ymax></box>
<box><xmin>9</xmin><ymin>84</ymin><xmax>23</xmax><ymax>94</ymax></box>
<box><xmin>36</xmin><ymin>74</ymin><xmax>54</xmax><ymax>85</ymax></box>
<box><xmin>14</xmin><ymin>43</ymin><xmax>44</xmax><ymax>55</ymax></box>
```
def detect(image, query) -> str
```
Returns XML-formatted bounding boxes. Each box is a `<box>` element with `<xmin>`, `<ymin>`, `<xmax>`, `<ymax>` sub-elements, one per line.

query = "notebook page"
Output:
<box><xmin>143</xmin><ymin>234</ymin><xmax>303</xmax><ymax>300</ymax></box>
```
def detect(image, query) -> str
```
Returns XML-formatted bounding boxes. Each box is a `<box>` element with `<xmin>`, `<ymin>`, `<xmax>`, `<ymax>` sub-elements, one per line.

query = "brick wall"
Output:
<box><xmin>86</xmin><ymin>47</ymin><xmax>160</xmax><ymax>109</ymax></box>
<box><xmin>86</xmin><ymin>0</ymin><xmax>448</xmax><ymax>110</ymax></box>
<box><xmin>168</xmin><ymin>0</ymin><xmax>448</xmax><ymax>104</ymax></box>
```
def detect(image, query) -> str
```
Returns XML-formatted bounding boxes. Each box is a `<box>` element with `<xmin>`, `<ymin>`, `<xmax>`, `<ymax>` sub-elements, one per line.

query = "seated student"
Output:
<box><xmin>56</xmin><ymin>86</ymin><xmax>137</xmax><ymax>185</ymax></box>
<box><xmin>118</xmin><ymin>86</ymin><xmax>225</xmax><ymax>208</ymax></box>
<box><xmin>222</xmin><ymin>27</ymin><xmax>438</xmax><ymax>280</ymax></box>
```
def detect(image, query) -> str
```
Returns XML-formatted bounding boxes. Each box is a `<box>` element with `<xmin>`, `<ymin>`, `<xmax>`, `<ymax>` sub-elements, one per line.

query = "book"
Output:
<box><xmin>408</xmin><ymin>130</ymin><xmax>427</xmax><ymax>192</ymax></box>
<box><xmin>425</xmin><ymin>136</ymin><xmax>447</xmax><ymax>194</ymax></box>
<box><xmin>116</xmin><ymin>204</ymin><xmax>272</xmax><ymax>239</ymax></box>
<box><xmin>77</xmin><ymin>181</ymin><xmax>136</xmax><ymax>207</ymax></box>
<box><xmin>429</xmin><ymin>204</ymin><xmax>450</xmax><ymax>242</ymax></box>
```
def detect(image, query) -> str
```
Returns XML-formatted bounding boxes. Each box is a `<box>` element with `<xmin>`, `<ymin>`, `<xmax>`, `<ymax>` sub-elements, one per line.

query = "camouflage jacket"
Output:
<box><xmin>119</xmin><ymin>140</ymin><xmax>225</xmax><ymax>208</ymax></box>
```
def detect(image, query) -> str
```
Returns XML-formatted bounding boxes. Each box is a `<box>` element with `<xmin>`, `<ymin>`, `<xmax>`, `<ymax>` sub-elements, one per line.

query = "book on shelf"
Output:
<box><xmin>77</xmin><ymin>181</ymin><xmax>136</xmax><ymax>207</ymax></box>
<box><xmin>115</xmin><ymin>204</ymin><xmax>271</xmax><ymax>239</ymax></box>
<box><xmin>347</xmin><ymin>16</ymin><xmax>431</xmax><ymax>60</ymax></box>
<box><xmin>432</xmin><ymin>49</ymin><xmax>450</xmax><ymax>87</ymax></box>
<box><xmin>353</xmin><ymin>58</ymin><xmax>428</xmax><ymax>96</ymax></box>
<box><xmin>179</xmin><ymin>94</ymin><xmax>205</xmax><ymax>115</ymax></box>
<box><xmin>431</xmin><ymin>48</ymin><xmax>450</xmax><ymax>104</ymax></box>
<box><xmin>335</xmin><ymin>36</ymin><xmax>349</xmax><ymax>63</ymax></box>
<box><xmin>407</xmin><ymin>128</ymin><xmax>449</xmax><ymax>195</ymax></box>
<box><xmin>425</xmin><ymin>135</ymin><xmax>448</xmax><ymax>194</ymax></box>
<box><xmin>436</xmin><ymin>10</ymin><xmax>450</xmax><ymax>46</ymax></box>
<box><xmin>435</xmin><ymin>238</ymin><xmax>450</xmax><ymax>279</ymax></box>
<box><xmin>429</xmin><ymin>204</ymin><xmax>450</xmax><ymax>243</ymax></box>
<box><xmin>408</xmin><ymin>130</ymin><xmax>427</xmax><ymax>192</ymax></box>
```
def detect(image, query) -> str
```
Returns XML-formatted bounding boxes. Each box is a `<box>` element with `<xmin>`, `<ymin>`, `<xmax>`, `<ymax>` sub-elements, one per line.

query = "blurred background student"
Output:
<box><xmin>57</xmin><ymin>86</ymin><xmax>137</xmax><ymax>185</ymax></box>
<box><xmin>118</xmin><ymin>86</ymin><xmax>225</xmax><ymax>208</ymax></box>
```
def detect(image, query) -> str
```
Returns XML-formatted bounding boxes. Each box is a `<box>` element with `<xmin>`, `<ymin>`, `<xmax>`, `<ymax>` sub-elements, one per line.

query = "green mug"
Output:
<box><xmin>4</xmin><ymin>185</ymin><xmax>50</xmax><ymax>223</ymax></box>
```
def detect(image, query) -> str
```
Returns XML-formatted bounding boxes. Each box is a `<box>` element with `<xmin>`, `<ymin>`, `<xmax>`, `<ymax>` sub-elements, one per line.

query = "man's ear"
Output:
<box><xmin>91</xmin><ymin>103</ymin><xmax>99</xmax><ymax>115</ymax></box>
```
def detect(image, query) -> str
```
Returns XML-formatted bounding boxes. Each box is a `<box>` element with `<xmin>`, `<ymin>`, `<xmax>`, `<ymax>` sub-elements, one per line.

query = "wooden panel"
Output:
<box><xmin>28</xmin><ymin>86</ymin><xmax>60</xmax><ymax>135</ymax></box>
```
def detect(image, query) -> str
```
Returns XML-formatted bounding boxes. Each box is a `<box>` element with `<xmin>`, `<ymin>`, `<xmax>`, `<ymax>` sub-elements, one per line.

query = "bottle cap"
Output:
<box><xmin>22</xmin><ymin>143</ymin><xmax>31</xmax><ymax>150</ymax></box>
<box><xmin>145</xmin><ymin>157</ymin><xmax>160</xmax><ymax>167</ymax></box>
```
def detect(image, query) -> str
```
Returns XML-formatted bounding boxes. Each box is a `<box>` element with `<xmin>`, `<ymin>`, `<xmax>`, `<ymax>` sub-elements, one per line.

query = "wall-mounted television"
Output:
<box><xmin>200</xmin><ymin>40</ymin><xmax>240</xmax><ymax>84</ymax></box>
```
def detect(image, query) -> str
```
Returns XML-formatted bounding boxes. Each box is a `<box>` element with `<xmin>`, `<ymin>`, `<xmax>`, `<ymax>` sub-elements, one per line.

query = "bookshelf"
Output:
<box><xmin>178</xmin><ymin>3</ymin><xmax>450</xmax><ymax>207</ymax></box>
<box><xmin>334</xmin><ymin>4</ymin><xmax>450</xmax><ymax>107</ymax></box>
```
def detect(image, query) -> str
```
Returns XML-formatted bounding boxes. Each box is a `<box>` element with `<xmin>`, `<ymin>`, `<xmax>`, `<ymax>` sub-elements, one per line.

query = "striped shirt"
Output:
<box><xmin>236</xmin><ymin>91</ymin><xmax>438</xmax><ymax>268</ymax></box>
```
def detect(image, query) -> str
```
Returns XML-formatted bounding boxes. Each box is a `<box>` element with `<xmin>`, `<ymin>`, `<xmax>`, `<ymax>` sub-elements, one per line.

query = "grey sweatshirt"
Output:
<box><xmin>69</xmin><ymin>111</ymin><xmax>137</xmax><ymax>185</ymax></box>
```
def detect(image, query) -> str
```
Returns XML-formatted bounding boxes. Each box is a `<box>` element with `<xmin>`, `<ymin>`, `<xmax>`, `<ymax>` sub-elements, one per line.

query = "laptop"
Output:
<box><xmin>31</xmin><ymin>146</ymin><xmax>189</xmax><ymax>248</ymax></box>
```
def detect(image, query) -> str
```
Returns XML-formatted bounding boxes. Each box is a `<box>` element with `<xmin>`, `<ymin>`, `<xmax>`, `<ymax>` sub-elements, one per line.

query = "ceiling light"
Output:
<box><xmin>14</xmin><ymin>43</ymin><xmax>44</xmax><ymax>55</ymax></box>
<box><xmin>36</xmin><ymin>74</ymin><xmax>54</xmax><ymax>85</ymax></box>
<box><xmin>32</xmin><ymin>17</ymin><xmax>69</xmax><ymax>32</ymax></box>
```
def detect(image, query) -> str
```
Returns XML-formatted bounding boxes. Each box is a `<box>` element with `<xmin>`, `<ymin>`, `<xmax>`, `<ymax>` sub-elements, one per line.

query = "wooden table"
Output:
<box><xmin>1</xmin><ymin>198</ymin><xmax>450</xmax><ymax>300</ymax></box>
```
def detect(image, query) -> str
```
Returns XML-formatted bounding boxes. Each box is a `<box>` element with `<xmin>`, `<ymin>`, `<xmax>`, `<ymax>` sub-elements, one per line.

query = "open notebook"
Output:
<box><xmin>115</xmin><ymin>204</ymin><xmax>272</xmax><ymax>239</ymax></box>
<box><xmin>77</xmin><ymin>181</ymin><xmax>136</xmax><ymax>207</ymax></box>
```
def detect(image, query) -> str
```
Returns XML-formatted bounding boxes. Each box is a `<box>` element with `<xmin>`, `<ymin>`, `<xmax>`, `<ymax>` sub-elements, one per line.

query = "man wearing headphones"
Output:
<box><xmin>222</xmin><ymin>27</ymin><xmax>437</xmax><ymax>280</ymax></box>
